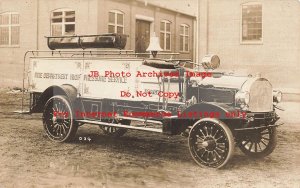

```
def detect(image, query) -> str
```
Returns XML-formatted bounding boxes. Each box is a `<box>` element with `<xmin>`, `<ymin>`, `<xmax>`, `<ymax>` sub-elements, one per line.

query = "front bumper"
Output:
<box><xmin>234</xmin><ymin>111</ymin><xmax>281</xmax><ymax>131</ymax></box>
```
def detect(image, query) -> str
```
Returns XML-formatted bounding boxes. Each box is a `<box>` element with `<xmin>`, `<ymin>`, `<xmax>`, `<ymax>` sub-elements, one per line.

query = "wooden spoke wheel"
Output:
<box><xmin>42</xmin><ymin>95</ymin><xmax>78</xmax><ymax>142</ymax></box>
<box><xmin>100</xmin><ymin>120</ymin><xmax>130</xmax><ymax>137</ymax></box>
<box><xmin>238</xmin><ymin>127</ymin><xmax>277</xmax><ymax>158</ymax></box>
<box><xmin>188</xmin><ymin>119</ymin><xmax>234</xmax><ymax>168</ymax></box>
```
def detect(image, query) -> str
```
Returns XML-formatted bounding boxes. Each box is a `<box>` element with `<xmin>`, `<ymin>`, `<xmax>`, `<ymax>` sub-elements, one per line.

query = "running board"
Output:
<box><xmin>13</xmin><ymin>110</ymin><xmax>31</xmax><ymax>114</ymax></box>
<box><xmin>234</xmin><ymin>124</ymin><xmax>281</xmax><ymax>131</ymax></box>
<box><xmin>116</xmin><ymin>116</ymin><xmax>163</xmax><ymax>125</ymax></box>
<box><xmin>77</xmin><ymin>120</ymin><xmax>163</xmax><ymax>133</ymax></box>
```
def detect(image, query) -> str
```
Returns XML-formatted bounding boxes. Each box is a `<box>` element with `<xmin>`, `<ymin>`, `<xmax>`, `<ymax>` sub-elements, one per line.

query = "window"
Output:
<box><xmin>108</xmin><ymin>10</ymin><xmax>124</xmax><ymax>34</ymax></box>
<box><xmin>241</xmin><ymin>3</ymin><xmax>262</xmax><ymax>43</ymax></box>
<box><xmin>160</xmin><ymin>20</ymin><xmax>171</xmax><ymax>51</ymax></box>
<box><xmin>51</xmin><ymin>9</ymin><xmax>75</xmax><ymax>36</ymax></box>
<box><xmin>0</xmin><ymin>12</ymin><xmax>20</xmax><ymax>46</ymax></box>
<box><xmin>180</xmin><ymin>24</ymin><xmax>189</xmax><ymax>52</ymax></box>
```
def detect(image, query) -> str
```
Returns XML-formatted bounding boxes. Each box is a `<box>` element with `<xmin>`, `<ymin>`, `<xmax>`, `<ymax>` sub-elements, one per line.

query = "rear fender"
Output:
<box><xmin>31</xmin><ymin>84</ymin><xmax>78</xmax><ymax>113</ymax></box>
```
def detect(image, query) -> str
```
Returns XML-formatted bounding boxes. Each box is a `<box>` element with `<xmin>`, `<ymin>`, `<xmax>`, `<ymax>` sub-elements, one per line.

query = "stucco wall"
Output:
<box><xmin>199</xmin><ymin>0</ymin><xmax>300</xmax><ymax>91</ymax></box>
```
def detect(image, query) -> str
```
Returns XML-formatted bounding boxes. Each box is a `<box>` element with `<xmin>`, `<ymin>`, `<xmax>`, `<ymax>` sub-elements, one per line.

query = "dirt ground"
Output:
<box><xmin>0</xmin><ymin>88</ymin><xmax>299</xmax><ymax>188</ymax></box>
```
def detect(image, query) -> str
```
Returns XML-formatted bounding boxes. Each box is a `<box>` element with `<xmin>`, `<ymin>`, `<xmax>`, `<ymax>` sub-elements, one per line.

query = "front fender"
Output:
<box><xmin>181</xmin><ymin>102</ymin><xmax>238</xmax><ymax>119</ymax></box>
<box><xmin>164</xmin><ymin>102</ymin><xmax>239</xmax><ymax>135</ymax></box>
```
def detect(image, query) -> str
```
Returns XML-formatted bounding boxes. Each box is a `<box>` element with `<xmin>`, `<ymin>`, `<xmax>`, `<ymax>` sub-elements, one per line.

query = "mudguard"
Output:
<box><xmin>181</xmin><ymin>102</ymin><xmax>238</xmax><ymax>119</ymax></box>
<box><xmin>31</xmin><ymin>84</ymin><xmax>78</xmax><ymax>113</ymax></box>
<box><xmin>163</xmin><ymin>102</ymin><xmax>239</xmax><ymax>135</ymax></box>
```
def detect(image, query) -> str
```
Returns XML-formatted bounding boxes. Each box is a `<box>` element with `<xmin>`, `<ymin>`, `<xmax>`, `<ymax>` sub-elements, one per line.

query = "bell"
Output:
<box><xmin>146</xmin><ymin>32</ymin><xmax>163</xmax><ymax>58</ymax></box>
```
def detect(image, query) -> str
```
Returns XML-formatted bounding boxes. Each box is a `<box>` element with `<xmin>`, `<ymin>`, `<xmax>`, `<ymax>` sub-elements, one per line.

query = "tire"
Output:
<box><xmin>188</xmin><ymin>118</ymin><xmax>234</xmax><ymax>168</ymax></box>
<box><xmin>99</xmin><ymin>119</ymin><xmax>130</xmax><ymax>137</ymax></box>
<box><xmin>42</xmin><ymin>95</ymin><xmax>78</xmax><ymax>142</ymax></box>
<box><xmin>238</xmin><ymin>127</ymin><xmax>277</xmax><ymax>158</ymax></box>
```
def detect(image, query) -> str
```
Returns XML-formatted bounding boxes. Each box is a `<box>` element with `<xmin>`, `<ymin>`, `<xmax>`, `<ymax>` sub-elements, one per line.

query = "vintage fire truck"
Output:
<box><xmin>22</xmin><ymin>33</ymin><xmax>283</xmax><ymax>168</ymax></box>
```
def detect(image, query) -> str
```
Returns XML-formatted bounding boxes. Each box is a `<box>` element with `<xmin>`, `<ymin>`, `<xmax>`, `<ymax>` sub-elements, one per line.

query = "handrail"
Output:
<box><xmin>21</xmin><ymin>50</ymin><xmax>182</xmax><ymax>60</ymax></box>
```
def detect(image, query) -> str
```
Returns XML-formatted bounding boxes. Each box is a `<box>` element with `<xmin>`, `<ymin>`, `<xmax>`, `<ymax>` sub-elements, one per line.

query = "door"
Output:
<box><xmin>135</xmin><ymin>20</ymin><xmax>151</xmax><ymax>56</ymax></box>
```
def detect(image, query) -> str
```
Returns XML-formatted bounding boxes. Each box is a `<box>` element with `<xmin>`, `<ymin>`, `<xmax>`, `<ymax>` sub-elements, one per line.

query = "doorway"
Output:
<box><xmin>135</xmin><ymin>20</ymin><xmax>151</xmax><ymax>56</ymax></box>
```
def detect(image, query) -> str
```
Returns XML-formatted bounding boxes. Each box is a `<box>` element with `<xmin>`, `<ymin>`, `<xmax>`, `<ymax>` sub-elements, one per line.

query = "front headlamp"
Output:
<box><xmin>273</xmin><ymin>90</ymin><xmax>282</xmax><ymax>103</ymax></box>
<box><xmin>235</xmin><ymin>91</ymin><xmax>250</xmax><ymax>105</ymax></box>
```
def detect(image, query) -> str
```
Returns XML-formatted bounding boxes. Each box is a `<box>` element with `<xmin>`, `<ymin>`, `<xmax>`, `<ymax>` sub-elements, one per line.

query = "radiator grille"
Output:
<box><xmin>248</xmin><ymin>79</ymin><xmax>273</xmax><ymax>112</ymax></box>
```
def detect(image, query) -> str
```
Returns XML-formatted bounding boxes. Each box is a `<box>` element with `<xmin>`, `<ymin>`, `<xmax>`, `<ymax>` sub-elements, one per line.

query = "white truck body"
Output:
<box><xmin>28</xmin><ymin>57</ymin><xmax>181</xmax><ymax>104</ymax></box>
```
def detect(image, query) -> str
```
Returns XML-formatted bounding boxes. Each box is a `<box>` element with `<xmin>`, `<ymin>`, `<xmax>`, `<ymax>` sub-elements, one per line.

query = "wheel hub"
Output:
<box><xmin>203</xmin><ymin>137</ymin><xmax>217</xmax><ymax>151</ymax></box>
<box><xmin>249</xmin><ymin>132</ymin><xmax>263</xmax><ymax>143</ymax></box>
<box><xmin>252</xmin><ymin>135</ymin><xmax>262</xmax><ymax>143</ymax></box>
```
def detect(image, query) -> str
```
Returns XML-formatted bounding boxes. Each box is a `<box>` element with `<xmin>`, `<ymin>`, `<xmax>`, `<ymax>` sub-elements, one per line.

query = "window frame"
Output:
<box><xmin>0</xmin><ymin>12</ymin><xmax>20</xmax><ymax>47</ymax></box>
<box><xmin>160</xmin><ymin>20</ymin><xmax>172</xmax><ymax>51</ymax></box>
<box><xmin>240</xmin><ymin>2</ymin><xmax>263</xmax><ymax>45</ymax></box>
<box><xmin>108</xmin><ymin>10</ymin><xmax>124</xmax><ymax>34</ymax></box>
<box><xmin>179</xmin><ymin>24</ymin><xmax>190</xmax><ymax>52</ymax></box>
<box><xmin>50</xmin><ymin>8</ymin><xmax>76</xmax><ymax>36</ymax></box>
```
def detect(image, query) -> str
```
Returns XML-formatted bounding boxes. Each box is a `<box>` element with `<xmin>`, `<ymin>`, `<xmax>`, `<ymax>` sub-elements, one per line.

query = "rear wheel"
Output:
<box><xmin>100</xmin><ymin>119</ymin><xmax>130</xmax><ymax>137</ymax></box>
<box><xmin>238</xmin><ymin>127</ymin><xmax>277</xmax><ymax>158</ymax></box>
<box><xmin>188</xmin><ymin>118</ymin><xmax>234</xmax><ymax>168</ymax></box>
<box><xmin>42</xmin><ymin>95</ymin><xmax>78</xmax><ymax>142</ymax></box>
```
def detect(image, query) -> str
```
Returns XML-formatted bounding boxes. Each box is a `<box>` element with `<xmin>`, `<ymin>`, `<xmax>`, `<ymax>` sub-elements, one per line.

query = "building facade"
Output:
<box><xmin>198</xmin><ymin>0</ymin><xmax>300</xmax><ymax>92</ymax></box>
<box><xmin>0</xmin><ymin>0</ymin><xmax>196</xmax><ymax>87</ymax></box>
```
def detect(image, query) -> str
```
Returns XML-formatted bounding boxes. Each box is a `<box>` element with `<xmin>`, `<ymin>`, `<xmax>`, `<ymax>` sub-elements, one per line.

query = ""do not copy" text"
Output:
<box><xmin>121</xmin><ymin>90</ymin><xmax>180</xmax><ymax>99</ymax></box>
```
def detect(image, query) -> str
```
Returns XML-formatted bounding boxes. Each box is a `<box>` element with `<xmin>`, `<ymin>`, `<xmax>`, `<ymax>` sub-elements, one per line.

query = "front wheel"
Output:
<box><xmin>238</xmin><ymin>127</ymin><xmax>277</xmax><ymax>158</ymax></box>
<box><xmin>42</xmin><ymin>95</ymin><xmax>78</xmax><ymax>142</ymax></box>
<box><xmin>188</xmin><ymin>118</ymin><xmax>234</xmax><ymax>168</ymax></box>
